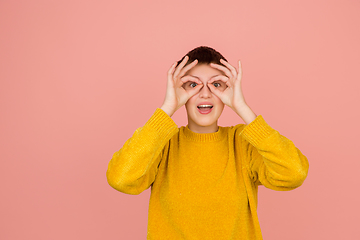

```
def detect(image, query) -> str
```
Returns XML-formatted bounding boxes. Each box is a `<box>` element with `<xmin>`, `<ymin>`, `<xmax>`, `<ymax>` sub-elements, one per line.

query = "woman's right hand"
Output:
<box><xmin>160</xmin><ymin>56</ymin><xmax>202</xmax><ymax>117</ymax></box>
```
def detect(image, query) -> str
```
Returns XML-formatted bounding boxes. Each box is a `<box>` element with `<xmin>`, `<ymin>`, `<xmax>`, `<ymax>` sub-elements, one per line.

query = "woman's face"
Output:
<box><xmin>183</xmin><ymin>64</ymin><xmax>226</xmax><ymax>133</ymax></box>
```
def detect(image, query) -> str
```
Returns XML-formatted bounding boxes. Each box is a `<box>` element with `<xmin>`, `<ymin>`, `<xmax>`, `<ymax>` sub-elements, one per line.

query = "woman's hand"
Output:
<box><xmin>208</xmin><ymin>59</ymin><xmax>257</xmax><ymax>124</ymax></box>
<box><xmin>161</xmin><ymin>56</ymin><xmax>203</xmax><ymax>117</ymax></box>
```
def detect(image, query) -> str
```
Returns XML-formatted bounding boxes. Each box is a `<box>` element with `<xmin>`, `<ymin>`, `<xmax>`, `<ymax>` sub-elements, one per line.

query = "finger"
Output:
<box><xmin>178</xmin><ymin>59</ymin><xmax>198</xmax><ymax>78</ymax></box>
<box><xmin>207</xmin><ymin>82</ymin><xmax>223</xmax><ymax>98</ymax></box>
<box><xmin>220</xmin><ymin>59</ymin><xmax>238</xmax><ymax>78</ymax></box>
<box><xmin>208</xmin><ymin>75</ymin><xmax>230</xmax><ymax>85</ymax></box>
<box><xmin>166</xmin><ymin>62</ymin><xmax>178</xmax><ymax>88</ymax></box>
<box><xmin>210</xmin><ymin>62</ymin><xmax>234</xmax><ymax>79</ymax></box>
<box><xmin>186</xmin><ymin>83</ymin><xmax>203</xmax><ymax>98</ymax></box>
<box><xmin>167</xmin><ymin>62</ymin><xmax>177</xmax><ymax>80</ymax></box>
<box><xmin>208</xmin><ymin>75</ymin><xmax>232</xmax><ymax>90</ymax></box>
<box><xmin>181</xmin><ymin>78</ymin><xmax>203</xmax><ymax>91</ymax></box>
<box><xmin>173</xmin><ymin>56</ymin><xmax>189</xmax><ymax>78</ymax></box>
<box><xmin>238</xmin><ymin>60</ymin><xmax>242</xmax><ymax>81</ymax></box>
<box><xmin>208</xmin><ymin>77</ymin><xmax>231</xmax><ymax>90</ymax></box>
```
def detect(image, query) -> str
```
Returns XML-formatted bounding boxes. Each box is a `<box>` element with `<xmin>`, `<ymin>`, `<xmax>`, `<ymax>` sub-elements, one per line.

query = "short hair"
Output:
<box><xmin>176</xmin><ymin>46</ymin><xmax>227</xmax><ymax>68</ymax></box>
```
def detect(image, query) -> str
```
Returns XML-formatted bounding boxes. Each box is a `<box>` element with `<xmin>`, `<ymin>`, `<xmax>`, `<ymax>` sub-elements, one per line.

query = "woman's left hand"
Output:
<box><xmin>208</xmin><ymin>59</ymin><xmax>257</xmax><ymax>124</ymax></box>
<box><xmin>208</xmin><ymin>59</ymin><xmax>246</xmax><ymax>111</ymax></box>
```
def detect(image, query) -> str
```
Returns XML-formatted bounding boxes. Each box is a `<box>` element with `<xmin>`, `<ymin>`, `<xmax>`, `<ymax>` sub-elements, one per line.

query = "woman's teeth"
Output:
<box><xmin>197</xmin><ymin>105</ymin><xmax>213</xmax><ymax>109</ymax></box>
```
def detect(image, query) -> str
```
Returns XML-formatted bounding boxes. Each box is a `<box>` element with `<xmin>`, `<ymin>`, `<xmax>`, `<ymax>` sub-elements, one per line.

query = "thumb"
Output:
<box><xmin>186</xmin><ymin>84</ymin><xmax>203</xmax><ymax>98</ymax></box>
<box><xmin>207</xmin><ymin>83</ymin><xmax>222</xmax><ymax>99</ymax></box>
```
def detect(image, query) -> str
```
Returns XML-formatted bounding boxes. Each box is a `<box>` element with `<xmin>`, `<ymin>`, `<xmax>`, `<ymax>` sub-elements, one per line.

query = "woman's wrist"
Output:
<box><xmin>160</xmin><ymin>104</ymin><xmax>175</xmax><ymax>117</ymax></box>
<box><xmin>233</xmin><ymin>103</ymin><xmax>257</xmax><ymax>125</ymax></box>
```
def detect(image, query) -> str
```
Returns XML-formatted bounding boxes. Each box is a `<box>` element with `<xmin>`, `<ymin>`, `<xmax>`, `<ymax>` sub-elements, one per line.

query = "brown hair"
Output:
<box><xmin>176</xmin><ymin>46</ymin><xmax>227</xmax><ymax>68</ymax></box>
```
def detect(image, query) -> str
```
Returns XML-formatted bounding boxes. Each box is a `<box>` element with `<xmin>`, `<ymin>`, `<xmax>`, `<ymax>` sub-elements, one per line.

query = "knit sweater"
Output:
<box><xmin>106</xmin><ymin>108</ymin><xmax>309</xmax><ymax>240</ymax></box>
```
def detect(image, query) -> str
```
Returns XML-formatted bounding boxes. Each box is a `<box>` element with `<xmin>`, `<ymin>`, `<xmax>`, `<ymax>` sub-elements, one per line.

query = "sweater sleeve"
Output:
<box><xmin>106</xmin><ymin>108</ymin><xmax>179</xmax><ymax>195</ymax></box>
<box><xmin>239</xmin><ymin>115</ymin><xmax>309</xmax><ymax>191</ymax></box>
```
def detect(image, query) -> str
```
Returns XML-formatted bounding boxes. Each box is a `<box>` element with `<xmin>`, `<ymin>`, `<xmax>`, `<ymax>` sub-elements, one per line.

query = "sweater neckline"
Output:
<box><xmin>182</xmin><ymin>125</ymin><xmax>227</xmax><ymax>142</ymax></box>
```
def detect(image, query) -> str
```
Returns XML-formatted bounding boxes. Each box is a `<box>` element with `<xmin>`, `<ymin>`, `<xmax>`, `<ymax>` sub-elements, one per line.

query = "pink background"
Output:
<box><xmin>1</xmin><ymin>0</ymin><xmax>359</xmax><ymax>239</ymax></box>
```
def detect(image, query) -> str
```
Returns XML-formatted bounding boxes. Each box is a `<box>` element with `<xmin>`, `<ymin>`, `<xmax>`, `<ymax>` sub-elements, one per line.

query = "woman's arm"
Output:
<box><xmin>240</xmin><ymin>116</ymin><xmax>309</xmax><ymax>190</ymax></box>
<box><xmin>210</xmin><ymin>59</ymin><xmax>308</xmax><ymax>189</ymax></box>
<box><xmin>106</xmin><ymin>108</ymin><xmax>178</xmax><ymax>195</ymax></box>
<box><xmin>107</xmin><ymin>57</ymin><xmax>200</xmax><ymax>194</ymax></box>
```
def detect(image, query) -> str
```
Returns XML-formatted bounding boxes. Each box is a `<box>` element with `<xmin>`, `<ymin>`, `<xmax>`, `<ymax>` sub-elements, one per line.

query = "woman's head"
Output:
<box><xmin>177</xmin><ymin>46</ymin><xmax>228</xmax><ymax>133</ymax></box>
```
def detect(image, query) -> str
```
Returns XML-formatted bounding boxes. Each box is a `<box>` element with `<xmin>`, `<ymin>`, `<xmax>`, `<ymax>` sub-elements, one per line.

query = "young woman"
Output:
<box><xmin>107</xmin><ymin>46</ymin><xmax>309</xmax><ymax>240</ymax></box>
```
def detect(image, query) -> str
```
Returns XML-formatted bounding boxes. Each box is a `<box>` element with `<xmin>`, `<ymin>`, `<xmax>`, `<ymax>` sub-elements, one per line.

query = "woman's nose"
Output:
<box><xmin>199</xmin><ymin>84</ymin><xmax>211</xmax><ymax>98</ymax></box>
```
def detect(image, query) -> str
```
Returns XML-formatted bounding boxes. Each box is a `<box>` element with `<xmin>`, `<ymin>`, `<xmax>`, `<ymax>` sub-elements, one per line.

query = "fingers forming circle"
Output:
<box><xmin>209</xmin><ymin>75</ymin><xmax>231</xmax><ymax>88</ymax></box>
<box><xmin>207</xmin><ymin>76</ymin><xmax>230</xmax><ymax>93</ymax></box>
<box><xmin>180</xmin><ymin>75</ymin><xmax>202</xmax><ymax>84</ymax></box>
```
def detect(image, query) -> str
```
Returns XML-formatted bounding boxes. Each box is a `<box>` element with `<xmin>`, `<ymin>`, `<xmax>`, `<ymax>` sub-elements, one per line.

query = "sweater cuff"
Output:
<box><xmin>146</xmin><ymin>108</ymin><xmax>179</xmax><ymax>139</ymax></box>
<box><xmin>240</xmin><ymin>115</ymin><xmax>275</xmax><ymax>148</ymax></box>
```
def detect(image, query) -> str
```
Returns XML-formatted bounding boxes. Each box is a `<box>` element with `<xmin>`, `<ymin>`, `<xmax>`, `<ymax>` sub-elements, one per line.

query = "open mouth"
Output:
<box><xmin>197</xmin><ymin>104</ymin><xmax>213</xmax><ymax>114</ymax></box>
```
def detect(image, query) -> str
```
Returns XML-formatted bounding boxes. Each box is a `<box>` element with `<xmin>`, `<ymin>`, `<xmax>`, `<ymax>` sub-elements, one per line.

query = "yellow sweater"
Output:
<box><xmin>107</xmin><ymin>108</ymin><xmax>309</xmax><ymax>240</ymax></box>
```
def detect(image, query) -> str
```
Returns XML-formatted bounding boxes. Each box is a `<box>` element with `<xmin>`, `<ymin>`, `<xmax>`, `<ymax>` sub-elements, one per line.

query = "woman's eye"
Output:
<box><xmin>190</xmin><ymin>82</ymin><xmax>198</xmax><ymax>88</ymax></box>
<box><xmin>211</xmin><ymin>81</ymin><xmax>227</xmax><ymax>91</ymax></box>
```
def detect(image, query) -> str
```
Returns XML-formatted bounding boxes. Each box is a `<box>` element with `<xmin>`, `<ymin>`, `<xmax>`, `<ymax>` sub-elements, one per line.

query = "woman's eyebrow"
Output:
<box><xmin>188</xmin><ymin>75</ymin><xmax>220</xmax><ymax>79</ymax></box>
